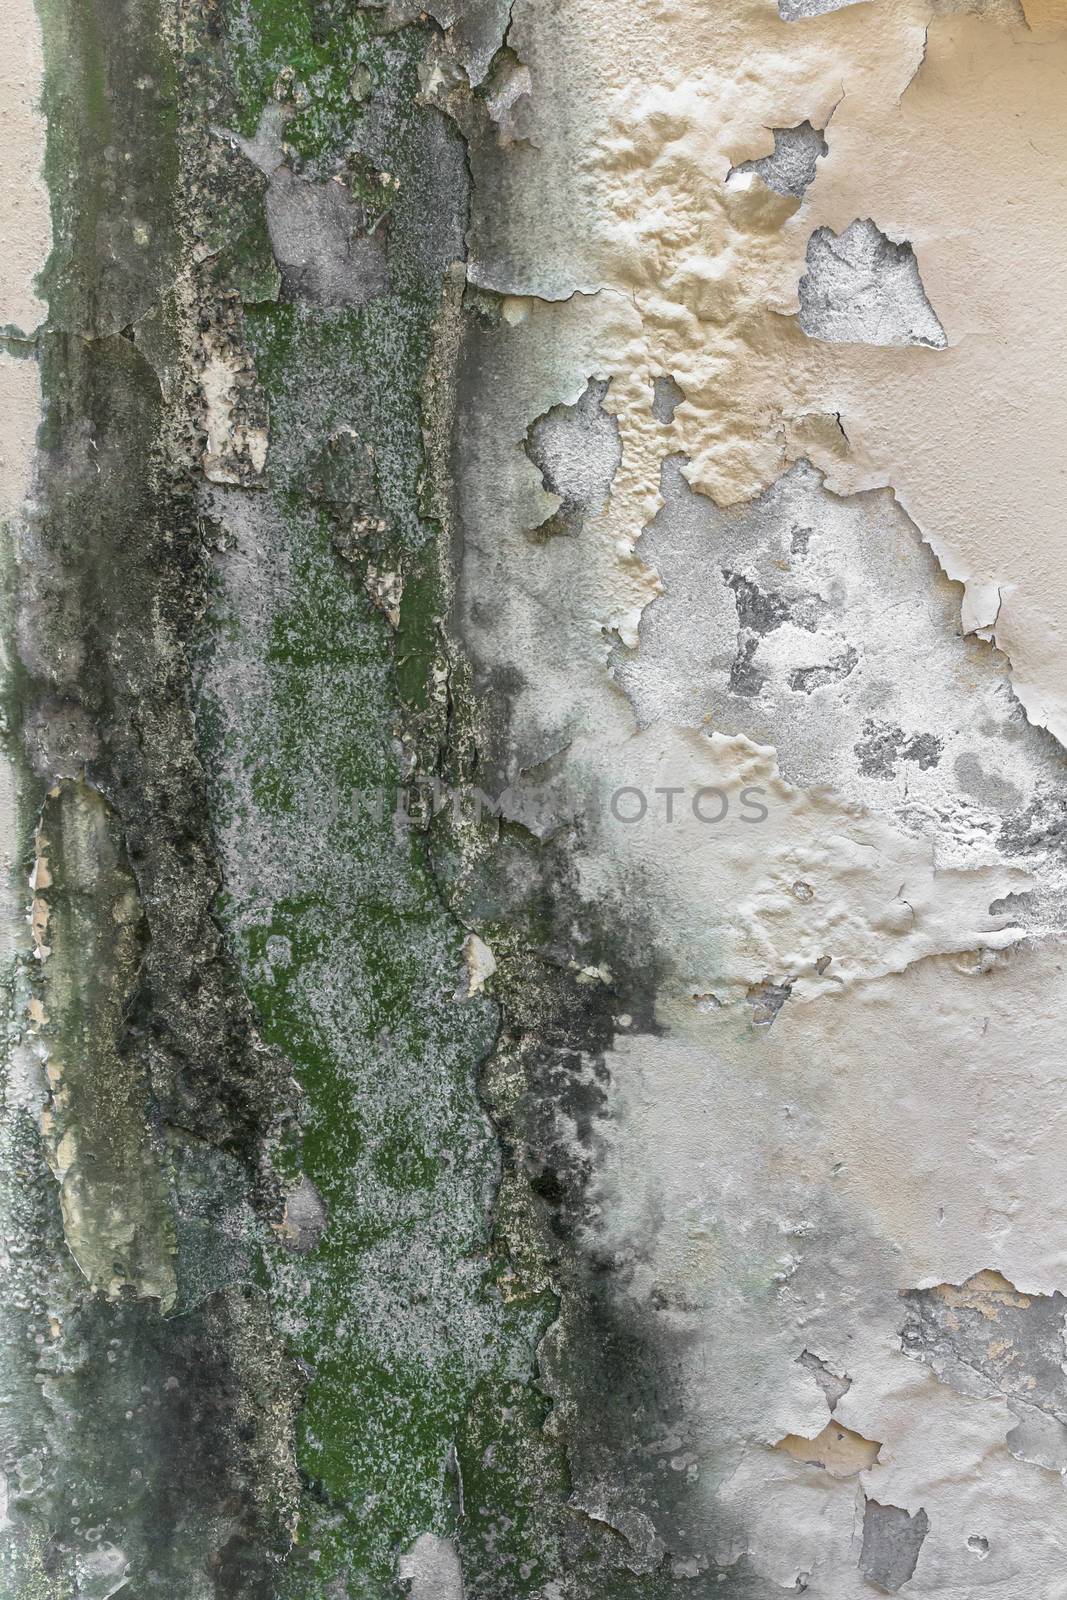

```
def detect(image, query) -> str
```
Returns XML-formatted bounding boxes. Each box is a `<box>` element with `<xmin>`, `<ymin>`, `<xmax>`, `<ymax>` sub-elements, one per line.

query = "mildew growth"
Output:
<box><xmin>32</xmin><ymin>778</ymin><xmax>177</xmax><ymax>1309</ymax></box>
<box><xmin>185</xmin><ymin>5</ymin><xmax>586</xmax><ymax>1595</ymax></box>
<box><xmin>0</xmin><ymin>0</ymin><xmax>301</xmax><ymax>1586</ymax></box>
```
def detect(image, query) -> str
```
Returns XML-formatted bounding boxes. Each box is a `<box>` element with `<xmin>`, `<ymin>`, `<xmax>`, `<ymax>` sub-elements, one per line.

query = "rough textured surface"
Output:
<box><xmin>2</xmin><ymin>0</ymin><xmax>1067</xmax><ymax>1594</ymax></box>
<box><xmin>798</xmin><ymin>220</ymin><xmax>948</xmax><ymax>348</ymax></box>
<box><xmin>859</xmin><ymin>1501</ymin><xmax>930</xmax><ymax>1592</ymax></box>
<box><xmin>728</xmin><ymin>120</ymin><xmax>828</xmax><ymax>199</ymax></box>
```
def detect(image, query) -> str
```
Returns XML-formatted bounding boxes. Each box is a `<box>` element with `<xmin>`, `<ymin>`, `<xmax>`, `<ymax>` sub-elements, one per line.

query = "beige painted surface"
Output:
<box><xmin>461</xmin><ymin>0</ymin><xmax>1067</xmax><ymax>742</ymax></box>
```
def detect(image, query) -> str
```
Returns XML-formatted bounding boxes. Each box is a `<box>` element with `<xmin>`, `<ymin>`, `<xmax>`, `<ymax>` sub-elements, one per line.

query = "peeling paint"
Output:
<box><xmin>860</xmin><ymin>1499</ymin><xmax>930</xmax><ymax>1592</ymax></box>
<box><xmin>798</xmin><ymin>220</ymin><xmax>947</xmax><ymax>349</ymax></box>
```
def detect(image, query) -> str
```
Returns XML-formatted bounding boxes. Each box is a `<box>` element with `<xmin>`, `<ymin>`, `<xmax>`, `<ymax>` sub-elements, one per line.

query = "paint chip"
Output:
<box><xmin>776</xmin><ymin>1420</ymin><xmax>880</xmax><ymax>1477</ymax></box>
<box><xmin>798</xmin><ymin>220</ymin><xmax>947</xmax><ymax>349</ymax></box>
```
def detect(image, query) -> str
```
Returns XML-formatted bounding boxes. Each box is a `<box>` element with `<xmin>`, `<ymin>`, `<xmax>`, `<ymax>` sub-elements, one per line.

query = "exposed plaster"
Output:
<box><xmin>903</xmin><ymin>1270</ymin><xmax>1067</xmax><ymax>1472</ymax></box>
<box><xmin>397</xmin><ymin>1531</ymin><xmax>466</xmax><ymax>1598</ymax></box>
<box><xmin>524</xmin><ymin>377</ymin><xmax>622</xmax><ymax>539</ymax></box>
<box><xmin>797</xmin><ymin>219</ymin><xmax>947</xmax><ymax>348</ymax></box>
<box><xmin>859</xmin><ymin>1499</ymin><xmax>930</xmax><ymax>1592</ymax></box>
<box><xmin>727</xmin><ymin>120</ymin><xmax>829</xmax><ymax>200</ymax></box>
<box><xmin>0</xmin><ymin>0</ymin><xmax>48</xmax><ymax>338</ymax></box>
<box><xmin>265</xmin><ymin>168</ymin><xmax>390</xmax><ymax>306</ymax></box>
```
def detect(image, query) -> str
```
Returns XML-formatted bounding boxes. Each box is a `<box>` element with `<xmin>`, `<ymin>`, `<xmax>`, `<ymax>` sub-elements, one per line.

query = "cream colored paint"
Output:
<box><xmin>583</xmin><ymin>955</ymin><xmax>1067</xmax><ymax>1593</ymax></box>
<box><xmin>451</xmin><ymin>302</ymin><xmax>1067</xmax><ymax>1588</ymax></box>
<box><xmin>0</xmin><ymin>14</ymin><xmax>51</xmax><ymax>1591</ymax></box>
<box><xmin>0</xmin><ymin>0</ymin><xmax>48</xmax><ymax>695</ymax></box>
<box><xmin>458</xmin><ymin>0</ymin><xmax>1067</xmax><ymax>744</ymax></box>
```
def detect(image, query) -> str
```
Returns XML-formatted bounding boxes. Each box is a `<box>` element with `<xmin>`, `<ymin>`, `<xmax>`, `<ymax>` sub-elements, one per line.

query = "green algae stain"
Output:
<box><xmin>222</xmin><ymin>0</ymin><xmax>380</xmax><ymax>158</ymax></box>
<box><xmin>185</xmin><ymin>3</ymin><xmax>592</xmax><ymax>1592</ymax></box>
<box><xmin>195</xmin><ymin>291</ymin><xmax>528</xmax><ymax>1589</ymax></box>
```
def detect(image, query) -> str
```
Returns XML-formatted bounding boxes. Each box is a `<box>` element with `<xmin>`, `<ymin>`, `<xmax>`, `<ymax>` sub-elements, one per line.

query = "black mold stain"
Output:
<box><xmin>723</xmin><ymin>570</ymin><xmax>794</xmax><ymax>636</ymax></box>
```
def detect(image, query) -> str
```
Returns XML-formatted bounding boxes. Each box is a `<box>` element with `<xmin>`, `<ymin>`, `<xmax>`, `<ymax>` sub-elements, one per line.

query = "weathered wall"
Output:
<box><xmin>2</xmin><ymin>0</ymin><xmax>1067</xmax><ymax>1595</ymax></box>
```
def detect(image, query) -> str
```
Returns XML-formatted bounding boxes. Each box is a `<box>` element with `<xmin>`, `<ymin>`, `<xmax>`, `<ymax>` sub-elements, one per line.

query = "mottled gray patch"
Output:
<box><xmin>779</xmin><ymin>0</ymin><xmax>863</xmax><ymax>18</ymax></box>
<box><xmin>651</xmin><ymin>373</ymin><xmax>685</xmax><ymax>424</ymax></box>
<box><xmin>524</xmin><ymin>377</ymin><xmax>622</xmax><ymax>539</ymax></box>
<box><xmin>723</xmin><ymin>570</ymin><xmax>795</xmax><ymax>635</ymax></box>
<box><xmin>724</xmin><ymin>569</ymin><xmax>818</xmax><ymax>698</ymax></box>
<box><xmin>855</xmin><ymin>719</ymin><xmax>943</xmax><ymax>778</ymax></box>
<box><xmin>860</xmin><ymin>1500</ymin><xmax>929</xmax><ymax>1592</ymax></box>
<box><xmin>999</xmin><ymin>791</ymin><xmax>1067</xmax><ymax>859</ymax></box>
<box><xmin>987</xmin><ymin>889</ymin><xmax>1033</xmax><ymax>924</ymax></box>
<box><xmin>797</xmin><ymin>1349</ymin><xmax>851</xmax><ymax>1410</ymax></box>
<box><xmin>746</xmin><ymin>977</ymin><xmax>792</xmax><ymax>1027</ymax></box>
<box><xmin>953</xmin><ymin>751</ymin><xmax>1023</xmax><ymax>814</ymax></box>
<box><xmin>789</xmin><ymin>645</ymin><xmax>858</xmax><ymax>693</ymax></box>
<box><xmin>798</xmin><ymin>220</ymin><xmax>947</xmax><ymax>348</ymax></box>
<box><xmin>728</xmin><ymin>121</ymin><xmax>828</xmax><ymax>199</ymax></box>
<box><xmin>903</xmin><ymin>1274</ymin><xmax>1067</xmax><ymax>1472</ymax></box>
<box><xmin>905</xmin><ymin>732</ymin><xmax>944</xmax><ymax>768</ymax></box>
<box><xmin>397</xmin><ymin>1532</ymin><xmax>465</xmax><ymax>1598</ymax></box>
<box><xmin>279</xmin><ymin>1177</ymin><xmax>329</xmax><ymax>1254</ymax></box>
<box><xmin>266</xmin><ymin>168</ymin><xmax>388</xmax><ymax>306</ymax></box>
<box><xmin>729</xmin><ymin>635</ymin><xmax>764</xmax><ymax>698</ymax></box>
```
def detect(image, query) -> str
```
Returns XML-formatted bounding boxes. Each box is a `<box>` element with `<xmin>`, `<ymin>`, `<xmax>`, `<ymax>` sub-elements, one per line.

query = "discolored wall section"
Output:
<box><xmin>2</xmin><ymin>0</ymin><xmax>1067</xmax><ymax>1596</ymax></box>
